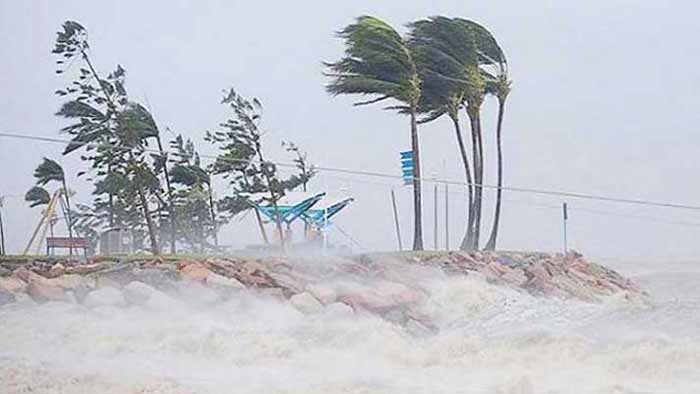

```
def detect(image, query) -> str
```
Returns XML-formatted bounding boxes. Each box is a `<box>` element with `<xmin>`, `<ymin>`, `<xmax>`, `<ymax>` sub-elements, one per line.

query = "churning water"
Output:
<box><xmin>1</xmin><ymin>257</ymin><xmax>699</xmax><ymax>394</ymax></box>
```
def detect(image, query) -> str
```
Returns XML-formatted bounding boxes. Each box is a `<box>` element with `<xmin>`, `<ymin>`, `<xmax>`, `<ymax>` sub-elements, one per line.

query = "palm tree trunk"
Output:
<box><xmin>474</xmin><ymin>116</ymin><xmax>485</xmax><ymax>249</ymax></box>
<box><xmin>410</xmin><ymin>108</ymin><xmax>424</xmax><ymax>251</ymax></box>
<box><xmin>465</xmin><ymin>107</ymin><xmax>484</xmax><ymax>250</ymax></box>
<box><xmin>485</xmin><ymin>98</ymin><xmax>507</xmax><ymax>251</ymax></box>
<box><xmin>155</xmin><ymin>135</ymin><xmax>176</xmax><ymax>254</ymax></box>
<box><xmin>451</xmin><ymin>114</ymin><xmax>475</xmax><ymax>251</ymax></box>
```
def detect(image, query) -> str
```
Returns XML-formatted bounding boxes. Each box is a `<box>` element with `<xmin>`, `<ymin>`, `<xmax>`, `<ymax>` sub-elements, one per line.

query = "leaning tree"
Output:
<box><xmin>325</xmin><ymin>15</ymin><xmax>425</xmax><ymax>250</ymax></box>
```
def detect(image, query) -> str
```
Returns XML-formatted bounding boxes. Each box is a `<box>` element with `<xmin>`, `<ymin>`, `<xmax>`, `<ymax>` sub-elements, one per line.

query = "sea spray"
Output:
<box><xmin>1</xmin><ymin>257</ymin><xmax>699</xmax><ymax>393</ymax></box>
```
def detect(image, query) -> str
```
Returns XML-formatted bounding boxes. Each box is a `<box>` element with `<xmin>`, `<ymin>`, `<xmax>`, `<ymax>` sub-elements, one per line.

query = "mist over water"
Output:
<box><xmin>2</xmin><ymin>257</ymin><xmax>699</xmax><ymax>394</ymax></box>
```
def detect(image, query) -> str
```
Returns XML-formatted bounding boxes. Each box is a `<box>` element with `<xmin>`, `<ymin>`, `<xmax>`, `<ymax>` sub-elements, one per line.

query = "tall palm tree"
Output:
<box><xmin>454</xmin><ymin>19</ymin><xmax>510</xmax><ymax>251</ymax></box>
<box><xmin>484</xmin><ymin>74</ymin><xmax>511</xmax><ymax>251</ymax></box>
<box><xmin>409</xmin><ymin>16</ymin><xmax>478</xmax><ymax>250</ymax></box>
<box><xmin>325</xmin><ymin>15</ymin><xmax>424</xmax><ymax>250</ymax></box>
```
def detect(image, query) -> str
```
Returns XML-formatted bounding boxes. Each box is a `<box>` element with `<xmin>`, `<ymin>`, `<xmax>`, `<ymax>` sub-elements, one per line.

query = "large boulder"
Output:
<box><xmin>179</xmin><ymin>262</ymin><xmax>211</xmax><ymax>282</ymax></box>
<box><xmin>84</xmin><ymin>287</ymin><xmax>126</xmax><ymax>308</ymax></box>
<box><xmin>0</xmin><ymin>265</ymin><xmax>11</xmax><ymax>277</ymax></box>
<box><xmin>123</xmin><ymin>281</ymin><xmax>176</xmax><ymax>309</ymax></box>
<box><xmin>50</xmin><ymin>274</ymin><xmax>91</xmax><ymax>291</ymax></box>
<box><xmin>27</xmin><ymin>280</ymin><xmax>67</xmax><ymax>302</ymax></box>
<box><xmin>206</xmin><ymin>272</ymin><xmax>246</xmax><ymax>290</ymax></box>
<box><xmin>290</xmin><ymin>292</ymin><xmax>323</xmax><ymax>314</ymax></box>
<box><xmin>306</xmin><ymin>283</ymin><xmax>338</xmax><ymax>304</ymax></box>
<box><xmin>47</xmin><ymin>263</ymin><xmax>65</xmax><ymax>278</ymax></box>
<box><xmin>12</xmin><ymin>267</ymin><xmax>45</xmax><ymax>283</ymax></box>
<box><xmin>0</xmin><ymin>276</ymin><xmax>28</xmax><ymax>293</ymax></box>
<box><xmin>323</xmin><ymin>302</ymin><xmax>354</xmax><ymax>317</ymax></box>
<box><xmin>0</xmin><ymin>289</ymin><xmax>16</xmax><ymax>305</ymax></box>
<box><xmin>122</xmin><ymin>281</ymin><xmax>157</xmax><ymax>305</ymax></box>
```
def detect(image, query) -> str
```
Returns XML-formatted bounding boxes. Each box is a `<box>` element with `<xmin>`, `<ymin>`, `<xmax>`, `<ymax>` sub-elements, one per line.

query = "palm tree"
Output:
<box><xmin>409</xmin><ymin>16</ymin><xmax>478</xmax><ymax>250</ymax></box>
<box><xmin>25</xmin><ymin>186</ymin><xmax>52</xmax><ymax>208</ymax></box>
<box><xmin>484</xmin><ymin>74</ymin><xmax>511</xmax><ymax>251</ymax></box>
<box><xmin>118</xmin><ymin>102</ymin><xmax>178</xmax><ymax>253</ymax></box>
<box><xmin>453</xmin><ymin>19</ymin><xmax>510</xmax><ymax>251</ymax></box>
<box><xmin>116</xmin><ymin>102</ymin><xmax>164</xmax><ymax>254</ymax></box>
<box><xmin>325</xmin><ymin>15</ymin><xmax>424</xmax><ymax>250</ymax></box>
<box><xmin>33</xmin><ymin>158</ymin><xmax>74</xmax><ymax>241</ymax></box>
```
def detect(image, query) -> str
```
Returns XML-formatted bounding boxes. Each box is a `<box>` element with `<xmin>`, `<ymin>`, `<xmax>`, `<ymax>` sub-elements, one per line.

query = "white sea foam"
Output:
<box><xmin>1</xmin><ymin>259</ymin><xmax>699</xmax><ymax>394</ymax></box>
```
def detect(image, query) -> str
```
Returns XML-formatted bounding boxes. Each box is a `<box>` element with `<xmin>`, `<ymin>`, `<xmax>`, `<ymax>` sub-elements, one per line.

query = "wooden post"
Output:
<box><xmin>391</xmin><ymin>189</ymin><xmax>403</xmax><ymax>251</ymax></box>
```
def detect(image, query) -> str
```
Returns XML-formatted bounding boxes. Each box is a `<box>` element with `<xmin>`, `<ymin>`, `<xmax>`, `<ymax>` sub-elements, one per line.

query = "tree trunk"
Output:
<box><xmin>451</xmin><ymin>114</ymin><xmax>475</xmax><ymax>252</ymax></box>
<box><xmin>257</xmin><ymin>149</ymin><xmax>286</xmax><ymax>253</ymax></box>
<box><xmin>0</xmin><ymin>206</ymin><xmax>5</xmax><ymax>256</ymax></box>
<box><xmin>136</xmin><ymin>184</ymin><xmax>159</xmax><ymax>255</ymax></box>
<box><xmin>474</xmin><ymin>116</ymin><xmax>484</xmax><ymax>249</ymax></box>
<box><xmin>410</xmin><ymin>108</ymin><xmax>424</xmax><ymax>251</ymax></box>
<box><xmin>61</xmin><ymin>179</ymin><xmax>75</xmax><ymax>256</ymax></box>
<box><xmin>206</xmin><ymin>183</ymin><xmax>219</xmax><ymax>249</ymax></box>
<box><xmin>254</xmin><ymin>208</ymin><xmax>269</xmax><ymax>244</ymax></box>
<box><xmin>485</xmin><ymin>98</ymin><xmax>507</xmax><ymax>251</ymax></box>
<box><xmin>108</xmin><ymin>163</ymin><xmax>115</xmax><ymax>227</ymax></box>
<box><xmin>155</xmin><ymin>135</ymin><xmax>176</xmax><ymax>254</ymax></box>
<box><xmin>465</xmin><ymin>107</ymin><xmax>484</xmax><ymax>250</ymax></box>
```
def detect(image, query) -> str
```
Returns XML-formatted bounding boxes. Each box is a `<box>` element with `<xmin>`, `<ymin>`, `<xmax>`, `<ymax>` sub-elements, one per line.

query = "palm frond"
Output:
<box><xmin>33</xmin><ymin>158</ymin><xmax>65</xmax><ymax>185</ymax></box>
<box><xmin>25</xmin><ymin>186</ymin><xmax>51</xmax><ymax>208</ymax></box>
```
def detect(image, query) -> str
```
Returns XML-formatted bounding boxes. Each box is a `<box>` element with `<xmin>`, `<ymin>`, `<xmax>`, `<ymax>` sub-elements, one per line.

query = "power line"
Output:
<box><xmin>3</xmin><ymin>130</ymin><xmax>700</xmax><ymax>212</ymax></box>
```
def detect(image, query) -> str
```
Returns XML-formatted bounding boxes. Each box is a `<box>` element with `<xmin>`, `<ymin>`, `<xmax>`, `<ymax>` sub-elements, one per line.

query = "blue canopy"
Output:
<box><xmin>301</xmin><ymin>197</ymin><xmax>354</xmax><ymax>229</ymax></box>
<box><xmin>252</xmin><ymin>192</ymin><xmax>326</xmax><ymax>225</ymax></box>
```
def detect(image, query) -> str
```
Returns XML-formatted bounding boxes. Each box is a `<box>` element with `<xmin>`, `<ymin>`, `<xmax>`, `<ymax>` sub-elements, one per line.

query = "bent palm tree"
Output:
<box><xmin>484</xmin><ymin>74</ymin><xmax>511</xmax><ymax>250</ymax></box>
<box><xmin>326</xmin><ymin>15</ymin><xmax>424</xmax><ymax>250</ymax></box>
<box><xmin>409</xmin><ymin>16</ymin><xmax>478</xmax><ymax>250</ymax></box>
<box><xmin>453</xmin><ymin>18</ymin><xmax>507</xmax><ymax>250</ymax></box>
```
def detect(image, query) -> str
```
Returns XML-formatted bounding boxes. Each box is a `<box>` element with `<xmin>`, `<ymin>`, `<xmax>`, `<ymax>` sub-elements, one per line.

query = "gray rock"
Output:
<box><xmin>0</xmin><ymin>265</ymin><xmax>11</xmax><ymax>277</ymax></box>
<box><xmin>123</xmin><ymin>281</ymin><xmax>177</xmax><ymax>310</ymax></box>
<box><xmin>0</xmin><ymin>289</ymin><xmax>16</xmax><ymax>305</ymax></box>
<box><xmin>206</xmin><ymin>272</ymin><xmax>246</xmax><ymax>290</ymax></box>
<box><xmin>122</xmin><ymin>281</ymin><xmax>157</xmax><ymax>305</ymax></box>
<box><xmin>290</xmin><ymin>292</ymin><xmax>323</xmax><ymax>314</ymax></box>
<box><xmin>84</xmin><ymin>287</ymin><xmax>126</xmax><ymax>308</ymax></box>
<box><xmin>323</xmin><ymin>302</ymin><xmax>354</xmax><ymax>317</ymax></box>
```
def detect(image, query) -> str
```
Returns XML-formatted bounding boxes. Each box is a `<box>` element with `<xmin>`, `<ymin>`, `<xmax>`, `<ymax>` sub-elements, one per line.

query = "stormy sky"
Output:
<box><xmin>1</xmin><ymin>0</ymin><xmax>699</xmax><ymax>259</ymax></box>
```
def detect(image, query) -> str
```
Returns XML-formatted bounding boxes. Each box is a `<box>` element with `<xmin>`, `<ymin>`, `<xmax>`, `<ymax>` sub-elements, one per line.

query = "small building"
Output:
<box><xmin>99</xmin><ymin>227</ymin><xmax>134</xmax><ymax>255</ymax></box>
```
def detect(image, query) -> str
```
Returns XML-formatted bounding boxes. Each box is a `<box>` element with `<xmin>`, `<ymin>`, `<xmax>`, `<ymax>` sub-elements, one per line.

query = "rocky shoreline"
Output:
<box><xmin>0</xmin><ymin>251</ymin><xmax>646</xmax><ymax>327</ymax></box>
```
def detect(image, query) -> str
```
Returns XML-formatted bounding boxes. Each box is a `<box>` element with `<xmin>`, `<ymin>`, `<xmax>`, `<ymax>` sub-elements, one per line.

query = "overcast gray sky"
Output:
<box><xmin>1</xmin><ymin>0</ymin><xmax>699</xmax><ymax>259</ymax></box>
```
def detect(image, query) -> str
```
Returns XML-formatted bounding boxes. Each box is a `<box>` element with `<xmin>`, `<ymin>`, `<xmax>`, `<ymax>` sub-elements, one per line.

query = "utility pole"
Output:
<box><xmin>433</xmin><ymin>182</ymin><xmax>438</xmax><ymax>250</ymax></box>
<box><xmin>391</xmin><ymin>189</ymin><xmax>403</xmax><ymax>251</ymax></box>
<box><xmin>444</xmin><ymin>183</ymin><xmax>449</xmax><ymax>251</ymax></box>
<box><xmin>0</xmin><ymin>196</ymin><xmax>5</xmax><ymax>256</ymax></box>
<box><xmin>562</xmin><ymin>202</ymin><xmax>568</xmax><ymax>255</ymax></box>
